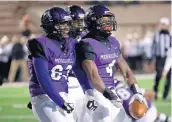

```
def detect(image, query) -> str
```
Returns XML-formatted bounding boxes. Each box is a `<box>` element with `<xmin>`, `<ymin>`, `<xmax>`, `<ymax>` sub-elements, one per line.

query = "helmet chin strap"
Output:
<box><xmin>96</xmin><ymin>26</ymin><xmax>112</xmax><ymax>38</ymax></box>
<box><xmin>91</xmin><ymin>29</ymin><xmax>111</xmax><ymax>40</ymax></box>
<box><xmin>69</xmin><ymin>25</ymin><xmax>85</xmax><ymax>39</ymax></box>
<box><xmin>48</xmin><ymin>32</ymin><xmax>67</xmax><ymax>42</ymax></box>
<box><xmin>51</xmin><ymin>27</ymin><xmax>70</xmax><ymax>41</ymax></box>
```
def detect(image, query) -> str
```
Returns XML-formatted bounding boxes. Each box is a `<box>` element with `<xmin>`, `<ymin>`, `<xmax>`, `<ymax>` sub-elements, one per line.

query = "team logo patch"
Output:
<box><xmin>86</xmin><ymin>100</ymin><xmax>98</xmax><ymax>111</ymax></box>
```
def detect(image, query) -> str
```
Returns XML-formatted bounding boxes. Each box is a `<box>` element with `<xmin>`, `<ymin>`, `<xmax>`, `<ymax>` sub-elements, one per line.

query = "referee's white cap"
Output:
<box><xmin>160</xmin><ymin>17</ymin><xmax>170</xmax><ymax>25</ymax></box>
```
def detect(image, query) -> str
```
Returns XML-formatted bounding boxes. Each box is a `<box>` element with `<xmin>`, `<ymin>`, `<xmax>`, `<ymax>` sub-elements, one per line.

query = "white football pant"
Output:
<box><xmin>73</xmin><ymin>89</ymin><xmax>120</xmax><ymax>122</ymax></box>
<box><xmin>68</xmin><ymin>77</ymin><xmax>121</xmax><ymax>122</ymax></box>
<box><xmin>68</xmin><ymin>76</ymin><xmax>85</xmax><ymax>121</ymax></box>
<box><xmin>31</xmin><ymin>94</ymin><xmax>75</xmax><ymax>122</ymax></box>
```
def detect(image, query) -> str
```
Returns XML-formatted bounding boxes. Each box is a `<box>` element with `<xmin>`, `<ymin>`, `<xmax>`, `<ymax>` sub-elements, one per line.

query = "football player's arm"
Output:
<box><xmin>76</xmin><ymin>41</ymin><xmax>122</xmax><ymax>107</ymax></box>
<box><xmin>151</xmin><ymin>34</ymin><xmax>156</xmax><ymax>59</ymax></box>
<box><xmin>75</xmin><ymin>42</ymin><xmax>105</xmax><ymax>93</ymax></box>
<box><xmin>82</xmin><ymin>60</ymin><xmax>106</xmax><ymax>93</ymax></box>
<box><xmin>27</xmin><ymin>39</ymin><xmax>64</xmax><ymax>107</ymax></box>
<box><xmin>117</xmin><ymin>54</ymin><xmax>137</xmax><ymax>87</ymax></box>
<box><xmin>162</xmin><ymin>47</ymin><xmax>172</xmax><ymax>78</ymax></box>
<box><xmin>117</xmin><ymin>54</ymin><xmax>148</xmax><ymax>107</ymax></box>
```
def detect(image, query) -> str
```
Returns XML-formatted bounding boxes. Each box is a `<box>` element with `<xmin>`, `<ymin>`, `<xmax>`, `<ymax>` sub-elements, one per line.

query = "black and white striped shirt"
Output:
<box><xmin>152</xmin><ymin>30</ymin><xmax>172</xmax><ymax>58</ymax></box>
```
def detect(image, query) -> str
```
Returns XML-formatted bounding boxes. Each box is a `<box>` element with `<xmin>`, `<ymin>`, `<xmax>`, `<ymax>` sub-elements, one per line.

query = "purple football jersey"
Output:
<box><xmin>28</xmin><ymin>36</ymin><xmax>76</xmax><ymax>97</ymax></box>
<box><xmin>82</xmin><ymin>36</ymin><xmax>120</xmax><ymax>87</ymax></box>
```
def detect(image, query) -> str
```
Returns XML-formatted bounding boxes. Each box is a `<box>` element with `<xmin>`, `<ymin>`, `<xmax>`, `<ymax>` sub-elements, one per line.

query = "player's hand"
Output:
<box><xmin>62</xmin><ymin>102</ymin><xmax>74</xmax><ymax>113</ymax></box>
<box><xmin>130</xmin><ymin>83</ymin><xmax>148</xmax><ymax>108</ymax></box>
<box><xmin>103</xmin><ymin>87</ymin><xmax>123</xmax><ymax>108</ymax></box>
<box><xmin>129</xmin><ymin>93</ymin><xmax>148</xmax><ymax>108</ymax></box>
<box><xmin>27</xmin><ymin>101</ymin><xmax>32</xmax><ymax>109</ymax></box>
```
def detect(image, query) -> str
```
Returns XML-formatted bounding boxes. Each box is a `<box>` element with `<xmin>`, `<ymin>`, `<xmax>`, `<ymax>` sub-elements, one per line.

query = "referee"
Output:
<box><xmin>152</xmin><ymin>17</ymin><xmax>171</xmax><ymax>100</ymax></box>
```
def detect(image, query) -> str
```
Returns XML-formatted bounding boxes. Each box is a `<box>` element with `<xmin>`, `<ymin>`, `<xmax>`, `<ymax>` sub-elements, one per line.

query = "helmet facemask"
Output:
<box><xmin>70</xmin><ymin>13</ymin><xmax>85</xmax><ymax>38</ymax></box>
<box><xmin>96</xmin><ymin>15</ymin><xmax>117</xmax><ymax>35</ymax></box>
<box><xmin>54</xmin><ymin>21</ymin><xmax>70</xmax><ymax>40</ymax></box>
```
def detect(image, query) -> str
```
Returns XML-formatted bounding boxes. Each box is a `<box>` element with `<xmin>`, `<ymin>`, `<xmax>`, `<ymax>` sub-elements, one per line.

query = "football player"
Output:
<box><xmin>65</xmin><ymin>5</ymin><xmax>85</xmax><ymax>105</ymax></box>
<box><xmin>74</xmin><ymin>5</ymin><xmax>147</xmax><ymax>122</ymax></box>
<box><xmin>114</xmin><ymin>80</ymin><xmax>171</xmax><ymax>122</ymax></box>
<box><xmin>27</xmin><ymin>7</ymin><xmax>76</xmax><ymax>122</ymax></box>
<box><xmin>65</xmin><ymin>5</ymin><xmax>125</xmax><ymax>122</ymax></box>
<box><xmin>66</xmin><ymin>5</ymin><xmax>86</xmax><ymax>41</ymax></box>
<box><xmin>27</xmin><ymin>6</ymin><xmax>120</xmax><ymax>122</ymax></box>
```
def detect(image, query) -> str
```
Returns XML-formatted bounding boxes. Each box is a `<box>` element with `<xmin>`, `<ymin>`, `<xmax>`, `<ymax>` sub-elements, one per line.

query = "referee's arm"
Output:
<box><xmin>164</xmin><ymin>47</ymin><xmax>172</xmax><ymax>72</ymax></box>
<box><xmin>151</xmin><ymin>34</ymin><xmax>156</xmax><ymax>59</ymax></box>
<box><xmin>162</xmin><ymin>47</ymin><xmax>172</xmax><ymax>78</ymax></box>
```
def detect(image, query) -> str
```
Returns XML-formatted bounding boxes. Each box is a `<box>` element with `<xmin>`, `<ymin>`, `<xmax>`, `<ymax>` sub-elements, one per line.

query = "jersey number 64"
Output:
<box><xmin>51</xmin><ymin>65</ymin><xmax>72</xmax><ymax>80</ymax></box>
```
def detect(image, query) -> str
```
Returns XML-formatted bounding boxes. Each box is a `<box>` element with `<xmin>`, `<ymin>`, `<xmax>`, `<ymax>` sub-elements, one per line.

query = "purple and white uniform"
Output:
<box><xmin>27</xmin><ymin>36</ymin><xmax>76</xmax><ymax>122</ymax></box>
<box><xmin>28</xmin><ymin>36</ymin><xmax>76</xmax><ymax>99</ymax></box>
<box><xmin>74</xmin><ymin>32</ymin><xmax>121</xmax><ymax>92</ymax></box>
<box><xmin>115</xmin><ymin>81</ymin><xmax>152</xmax><ymax>118</ymax></box>
<box><xmin>73</xmin><ymin>32</ymin><xmax>121</xmax><ymax>122</ymax></box>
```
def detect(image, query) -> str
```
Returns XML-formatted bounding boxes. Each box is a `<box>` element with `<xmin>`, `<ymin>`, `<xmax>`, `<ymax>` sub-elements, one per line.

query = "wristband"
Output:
<box><xmin>103</xmin><ymin>87</ymin><xmax>117</xmax><ymax>100</ymax></box>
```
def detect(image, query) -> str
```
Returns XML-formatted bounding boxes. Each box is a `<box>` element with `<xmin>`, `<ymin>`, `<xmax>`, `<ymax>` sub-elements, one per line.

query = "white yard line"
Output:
<box><xmin>12</xmin><ymin>104</ymin><xmax>27</xmax><ymax>109</ymax></box>
<box><xmin>0</xmin><ymin>95</ymin><xmax>28</xmax><ymax>98</ymax></box>
<box><xmin>1</xmin><ymin>82</ymin><xmax>28</xmax><ymax>88</ymax></box>
<box><xmin>0</xmin><ymin>74</ymin><xmax>155</xmax><ymax>88</ymax></box>
<box><xmin>0</xmin><ymin>115</ymin><xmax>35</xmax><ymax>119</ymax></box>
<box><xmin>0</xmin><ymin>103</ymin><xmax>27</xmax><ymax>107</ymax></box>
<box><xmin>155</xmin><ymin>102</ymin><xmax>171</xmax><ymax>107</ymax></box>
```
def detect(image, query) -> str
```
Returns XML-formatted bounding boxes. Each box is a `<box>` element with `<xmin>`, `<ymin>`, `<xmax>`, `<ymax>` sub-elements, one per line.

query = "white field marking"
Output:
<box><xmin>0</xmin><ymin>103</ymin><xmax>27</xmax><ymax>107</ymax></box>
<box><xmin>12</xmin><ymin>104</ymin><xmax>27</xmax><ymax>109</ymax></box>
<box><xmin>0</xmin><ymin>115</ymin><xmax>35</xmax><ymax>119</ymax></box>
<box><xmin>0</xmin><ymin>95</ymin><xmax>28</xmax><ymax>98</ymax></box>
<box><xmin>1</xmin><ymin>82</ymin><xmax>28</xmax><ymax>88</ymax></box>
<box><xmin>155</xmin><ymin>102</ymin><xmax>171</xmax><ymax>107</ymax></box>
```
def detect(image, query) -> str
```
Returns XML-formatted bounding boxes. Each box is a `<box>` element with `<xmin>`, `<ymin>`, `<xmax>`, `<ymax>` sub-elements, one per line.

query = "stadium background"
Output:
<box><xmin>0</xmin><ymin>1</ymin><xmax>171</xmax><ymax>122</ymax></box>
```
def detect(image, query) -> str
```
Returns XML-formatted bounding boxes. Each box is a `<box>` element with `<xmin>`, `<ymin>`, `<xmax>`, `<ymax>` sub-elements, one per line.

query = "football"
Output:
<box><xmin>129</xmin><ymin>99</ymin><xmax>147</xmax><ymax>119</ymax></box>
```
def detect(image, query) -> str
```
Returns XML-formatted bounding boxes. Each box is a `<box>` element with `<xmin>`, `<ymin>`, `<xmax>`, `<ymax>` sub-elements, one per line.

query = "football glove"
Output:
<box><xmin>129</xmin><ymin>83</ymin><xmax>148</xmax><ymax>108</ymax></box>
<box><xmin>62</xmin><ymin>102</ymin><xmax>74</xmax><ymax>113</ymax></box>
<box><xmin>103</xmin><ymin>87</ymin><xmax>123</xmax><ymax>108</ymax></box>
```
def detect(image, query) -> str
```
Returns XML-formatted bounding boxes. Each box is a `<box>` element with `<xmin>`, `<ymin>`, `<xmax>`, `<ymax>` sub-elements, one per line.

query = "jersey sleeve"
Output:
<box><xmin>164</xmin><ymin>47</ymin><xmax>172</xmax><ymax>72</ymax></box>
<box><xmin>32</xmin><ymin>57</ymin><xmax>65</xmax><ymax>107</ymax></box>
<box><xmin>27</xmin><ymin>38</ymin><xmax>47</xmax><ymax>59</ymax></box>
<box><xmin>75</xmin><ymin>40</ymin><xmax>95</xmax><ymax>62</ymax></box>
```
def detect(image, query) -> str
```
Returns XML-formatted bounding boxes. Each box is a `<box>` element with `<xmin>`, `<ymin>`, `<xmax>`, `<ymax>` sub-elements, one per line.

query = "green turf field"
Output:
<box><xmin>0</xmin><ymin>79</ymin><xmax>171</xmax><ymax>122</ymax></box>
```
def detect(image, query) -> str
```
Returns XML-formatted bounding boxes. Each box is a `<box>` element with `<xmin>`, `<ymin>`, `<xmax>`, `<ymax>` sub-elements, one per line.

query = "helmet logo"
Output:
<box><xmin>47</xmin><ymin>11</ymin><xmax>53</xmax><ymax>21</ymax></box>
<box><xmin>104</xmin><ymin>11</ymin><xmax>111</xmax><ymax>15</ymax></box>
<box><xmin>78</xmin><ymin>14</ymin><xmax>84</xmax><ymax>18</ymax></box>
<box><xmin>64</xmin><ymin>16</ymin><xmax>72</xmax><ymax>21</ymax></box>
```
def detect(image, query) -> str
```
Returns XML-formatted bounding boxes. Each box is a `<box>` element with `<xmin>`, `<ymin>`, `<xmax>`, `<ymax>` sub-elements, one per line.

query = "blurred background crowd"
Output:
<box><xmin>0</xmin><ymin>1</ymin><xmax>171</xmax><ymax>82</ymax></box>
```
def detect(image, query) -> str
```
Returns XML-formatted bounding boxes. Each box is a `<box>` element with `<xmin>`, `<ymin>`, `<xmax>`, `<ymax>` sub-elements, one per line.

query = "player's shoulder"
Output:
<box><xmin>109</xmin><ymin>35</ymin><xmax>119</xmax><ymax>43</ymax></box>
<box><xmin>108</xmin><ymin>35</ymin><xmax>120</xmax><ymax>47</ymax></box>
<box><xmin>27</xmin><ymin>36</ymin><xmax>48</xmax><ymax>59</ymax></box>
<box><xmin>81</xmin><ymin>38</ymin><xmax>96</xmax><ymax>45</ymax></box>
<box><xmin>75</xmin><ymin>40</ymin><xmax>94</xmax><ymax>54</ymax></box>
<box><xmin>69</xmin><ymin>37</ymin><xmax>78</xmax><ymax>45</ymax></box>
<box><xmin>27</xmin><ymin>36</ymin><xmax>46</xmax><ymax>56</ymax></box>
<box><xmin>81</xmin><ymin>32</ymin><xmax>97</xmax><ymax>42</ymax></box>
<box><xmin>76</xmin><ymin>40</ymin><xmax>92</xmax><ymax>50</ymax></box>
<box><xmin>27</xmin><ymin>36</ymin><xmax>44</xmax><ymax>49</ymax></box>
